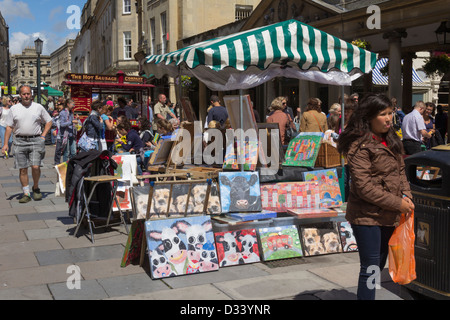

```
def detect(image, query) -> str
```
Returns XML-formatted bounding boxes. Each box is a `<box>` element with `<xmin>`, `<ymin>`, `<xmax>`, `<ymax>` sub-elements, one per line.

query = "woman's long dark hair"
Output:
<box><xmin>337</xmin><ymin>93</ymin><xmax>404</xmax><ymax>156</ymax></box>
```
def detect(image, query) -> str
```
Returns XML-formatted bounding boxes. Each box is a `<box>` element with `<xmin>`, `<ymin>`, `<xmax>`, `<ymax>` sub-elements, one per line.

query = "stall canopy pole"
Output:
<box><xmin>239</xmin><ymin>89</ymin><xmax>244</xmax><ymax>172</ymax></box>
<box><xmin>341</xmin><ymin>85</ymin><xmax>345</xmax><ymax>168</ymax></box>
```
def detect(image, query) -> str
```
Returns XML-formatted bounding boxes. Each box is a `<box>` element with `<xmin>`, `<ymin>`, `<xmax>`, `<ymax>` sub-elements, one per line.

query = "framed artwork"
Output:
<box><xmin>223</xmin><ymin>94</ymin><xmax>257</xmax><ymax>133</ymax></box>
<box><xmin>121</xmin><ymin>219</ymin><xmax>145</xmax><ymax>267</ymax></box>
<box><xmin>338</xmin><ymin>222</ymin><xmax>358</xmax><ymax>252</ymax></box>
<box><xmin>260</xmin><ymin>181</ymin><xmax>321</xmax><ymax>212</ymax></box>
<box><xmin>223</xmin><ymin>135</ymin><xmax>258</xmax><ymax>171</ymax></box>
<box><xmin>257</xmin><ymin>123</ymin><xmax>284</xmax><ymax>164</ymax></box>
<box><xmin>113</xmin><ymin>186</ymin><xmax>132</xmax><ymax>212</ymax></box>
<box><xmin>287</xmin><ymin>208</ymin><xmax>337</xmax><ymax>219</ymax></box>
<box><xmin>145</xmin><ymin>216</ymin><xmax>219</xmax><ymax>279</ymax></box>
<box><xmin>148</xmin><ymin>138</ymin><xmax>175</xmax><ymax>165</ymax></box>
<box><xmin>226</xmin><ymin>210</ymin><xmax>277</xmax><ymax>221</ymax></box>
<box><xmin>300</xmin><ymin>222</ymin><xmax>343</xmax><ymax>256</ymax></box>
<box><xmin>258</xmin><ymin>225</ymin><xmax>303</xmax><ymax>261</ymax></box>
<box><xmin>180</xmin><ymin>97</ymin><xmax>197</xmax><ymax>122</ymax></box>
<box><xmin>302</xmin><ymin>169</ymin><xmax>343</xmax><ymax>208</ymax></box>
<box><xmin>55</xmin><ymin>161</ymin><xmax>68</xmax><ymax>194</ymax></box>
<box><xmin>112</xmin><ymin>155</ymin><xmax>139</xmax><ymax>185</ymax></box>
<box><xmin>132</xmin><ymin>182</ymin><xmax>221</xmax><ymax>220</ymax></box>
<box><xmin>219</xmin><ymin>172</ymin><xmax>262</xmax><ymax>213</ymax></box>
<box><xmin>215</xmin><ymin>229</ymin><xmax>260</xmax><ymax>267</ymax></box>
<box><xmin>283</xmin><ymin>132</ymin><xmax>324</xmax><ymax>167</ymax></box>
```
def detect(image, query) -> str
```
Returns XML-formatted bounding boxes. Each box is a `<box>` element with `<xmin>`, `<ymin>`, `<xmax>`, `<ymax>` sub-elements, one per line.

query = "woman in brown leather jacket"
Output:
<box><xmin>337</xmin><ymin>93</ymin><xmax>415</xmax><ymax>300</ymax></box>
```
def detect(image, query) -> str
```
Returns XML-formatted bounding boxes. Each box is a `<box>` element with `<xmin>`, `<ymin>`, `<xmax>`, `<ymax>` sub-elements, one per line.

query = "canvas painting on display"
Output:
<box><xmin>338</xmin><ymin>222</ymin><xmax>358</xmax><ymax>252</ymax></box>
<box><xmin>300</xmin><ymin>222</ymin><xmax>343</xmax><ymax>256</ymax></box>
<box><xmin>215</xmin><ymin>229</ymin><xmax>260</xmax><ymax>267</ymax></box>
<box><xmin>302</xmin><ymin>169</ymin><xmax>343</xmax><ymax>208</ymax></box>
<box><xmin>219</xmin><ymin>172</ymin><xmax>262</xmax><ymax>213</ymax></box>
<box><xmin>260</xmin><ymin>181</ymin><xmax>321</xmax><ymax>212</ymax></box>
<box><xmin>145</xmin><ymin>216</ymin><xmax>219</xmax><ymax>279</ymax></box>
<box><xmin>112</xmin><ymin>155</ymin><xmax>138</xmax><ymax>185</ymax></box>
<box><xmin>283</xmin><ymin>132</ymin><xmax>324</xmax><ymax>167</ymax></box>
<box><xmin>148</xmin><ymin>138</ymin><xmax>175</xmax><ymax>165</ymax></box>
<box><xmin>223</xmin><ymin>95</ymin><xmax>258</xmax><ymax>133</ymax></box>
<box><xmin>132</xmin><ymin>182</ymin><xmax>221</xmax><ymax>219</ymax></box>
<box><xmin>287</xmin><ymin>208</ymin><xmax>338</xmax><ymax>219</ymax></box>
<box><xmin>55</xmin><ymin>161</ymin><xmax>68</xmax><ymax>194</ymax></box>
<box><xmin>121</xmin><ymin>219</ymin><xmax>145</xmax><ymax>267</ymax></box>
<box><xmin>258</xmin><ymin>225</ymin><xmax>303</xmax><ymax>261</ymax></box>
<box><xmin>223</xmin><ymin>137</ymin><xmax>258</xmax><ymax>171</ymax></box>
<box><xmin>112</xmin><ymin>186</ymin><xmax>132</xmax><ymax>212</ymax></box>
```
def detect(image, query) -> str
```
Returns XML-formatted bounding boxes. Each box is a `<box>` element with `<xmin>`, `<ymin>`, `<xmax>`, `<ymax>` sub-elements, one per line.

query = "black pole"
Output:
<box><xmin>6</xmin><ymin>25</ymin><xmax>11</xmax><ymax>95</ymax></box>
<box><xmin>37</xmin><ymin>53</ymin><xmax>41</xmax><ymax>104</ymax></box>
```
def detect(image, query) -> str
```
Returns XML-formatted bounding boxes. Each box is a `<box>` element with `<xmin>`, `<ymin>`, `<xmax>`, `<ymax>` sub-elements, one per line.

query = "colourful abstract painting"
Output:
<box><xmin>258</xmin><ymin>225</ymin><xmax>303</xmax><ymax>261</ymax></box>
<box><xmin>260</xmin><ymin>181</ymin><xmax>321</xmax><ymax>212</ymax></box>
<box><xmin>219</xmin><ymin>172</ymin><xmax>262</xmax><ymax>213</ymax></box>
<box><xmin>223</xmin><ymin>138</ymin><xmax>258</xmax><ymax>171</ymax></box>
<box><xmin>300</xmin><ymin>222</ymin><xmax>343</xmax><ymax>256</ymax></box>
<box><xmin>121</xmin><ymin>219</ymin><xmax>145</xmax><ymax>267</ymax></box>
<box><xmin>283</xmin><ymin>132</ymin><xmax>324</xmax><ymax>167</ymax></box>
<box><xmin>302</xmin><ymin>169</ymin><xmax>343</xmax><ymax>208</ymax></box>
<box><xmin>145</xmin><ymin>216</ymin><xmax>219</xmax><ymax>279</ymax></box>
<box><xmin>215</xmin><ymin>229</ymin><xmax>261</xmax><ymax>267</ymax></box>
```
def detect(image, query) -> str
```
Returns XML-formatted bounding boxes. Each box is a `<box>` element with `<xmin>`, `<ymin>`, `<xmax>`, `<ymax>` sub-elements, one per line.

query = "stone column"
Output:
<box><xmin>383</xmin><ymin>29</ymin><xmax>407</xmax><ymax>107</ymax></box>
<box><xmin>402</xmin><ymin>52</ymin><xmax>416</xmax><ymax>111</ymax></box>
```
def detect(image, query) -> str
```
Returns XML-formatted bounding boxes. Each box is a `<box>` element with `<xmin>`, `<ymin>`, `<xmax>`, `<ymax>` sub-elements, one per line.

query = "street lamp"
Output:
<box><xmin>34</xmin><ymin>38</ymin><xmax>43</xmax><ymax>104</ymax></box>
<box><xmin>435</xmin><ymin>20</ymin><xmax>450</xmax><ymax>45</ymax></box>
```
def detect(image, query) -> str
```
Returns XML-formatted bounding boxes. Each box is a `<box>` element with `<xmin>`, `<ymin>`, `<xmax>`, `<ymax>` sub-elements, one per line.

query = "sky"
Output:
<box><xmin>1</xmin><ymin>0</ymin><xmax>86</xmax><ymax>55</ymax></box>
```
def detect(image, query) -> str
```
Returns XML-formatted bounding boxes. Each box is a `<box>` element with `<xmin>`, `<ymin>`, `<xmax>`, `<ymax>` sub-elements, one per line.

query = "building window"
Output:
<box><xmin>235</xmin><ymin>5</ymin><xmax>253</xmax><ymax>21</ymax></box>
<box><xmin>150</xmin><ymin>18</ymin><xmax>156</xmax><ymax>55</ymax></box>
<box><xmin>161</xmin><ymin>12</ymin><xmax>168</xmax><ymax>54</ymax></box>
<box><xmin>123</xmin><ymin>0</ymin><xmax>131</xmax><ymax>14</ymax></box>
<box><xmin>123</xmin><ymin>32</ymin><xmax>132</xmax><ymax>60</ymax></box>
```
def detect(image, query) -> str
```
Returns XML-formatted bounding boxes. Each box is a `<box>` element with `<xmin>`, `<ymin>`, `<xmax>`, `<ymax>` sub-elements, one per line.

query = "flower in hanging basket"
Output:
<box><xmin>423</xmin><ymin>53</ymin><xmax>450</xmax><ymax>77</ymax></box>
<box><xmin>352</xmin><ymin>39</ymin><xmax>371</xmax><ymax>51</ymax></box>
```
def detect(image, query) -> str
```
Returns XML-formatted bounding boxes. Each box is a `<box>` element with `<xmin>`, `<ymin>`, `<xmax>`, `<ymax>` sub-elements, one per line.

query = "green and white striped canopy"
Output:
<box><xmin>143</xmin><ymin>19</ymin><xmax>378</xmax><ymax>90</ymax></box>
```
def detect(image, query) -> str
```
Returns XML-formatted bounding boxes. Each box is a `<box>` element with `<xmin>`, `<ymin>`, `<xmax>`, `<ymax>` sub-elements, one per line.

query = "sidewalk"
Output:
<box><xmin>0</xmin><ymin>145</ymin><xmax>404</xmax><ymax>300</ymax></box>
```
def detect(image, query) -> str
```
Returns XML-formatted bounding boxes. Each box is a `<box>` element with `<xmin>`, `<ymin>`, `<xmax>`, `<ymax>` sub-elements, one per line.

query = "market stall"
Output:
<box><xmin>118</xmin><ymin>19</ymin><xmax>378</xmax><ymax>277</ymax></box>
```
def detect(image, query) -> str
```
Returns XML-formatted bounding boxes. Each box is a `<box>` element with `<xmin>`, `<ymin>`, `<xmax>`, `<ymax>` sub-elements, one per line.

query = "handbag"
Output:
<box><xmin>78</xmin><ymin>132</ymin><xmax>98</xmax><ymax>151</ymax></box>
<box><xmin>285</xmin><ymin>114</ymin><xmax>297</xmax><ymax>143</ymax></box>
<box><xmin>388</xmin><ymin>211</ymin><xmax>417</xmax><ymax>285</ymax></box>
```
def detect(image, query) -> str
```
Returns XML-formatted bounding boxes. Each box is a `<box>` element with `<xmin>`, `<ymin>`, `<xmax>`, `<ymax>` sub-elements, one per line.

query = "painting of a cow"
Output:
<box><xmin>219</xmin><ymin>172</ymin><xmax>262</xmax><ymax>213</ymax></box>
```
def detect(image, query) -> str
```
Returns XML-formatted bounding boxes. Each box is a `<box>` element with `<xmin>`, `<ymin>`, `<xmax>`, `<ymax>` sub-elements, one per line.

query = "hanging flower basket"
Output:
<box><xmin>423</xmin><ymin>53</ymin><xmax>450</xmax><ymax>77</ymax></box>
<box><xmin>351</xmin><ymin>39</ymin><xmax>371</xmax><ymax>51</ymax></box>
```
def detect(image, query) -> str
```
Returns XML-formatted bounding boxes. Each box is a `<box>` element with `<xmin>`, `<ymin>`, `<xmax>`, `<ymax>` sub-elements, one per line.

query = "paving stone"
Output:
<box><xmin>24</xmin><ymin>226</ymin><xmax>72</xmax><ymax>240</ymax></box>
<box><xmin>97</xmin><ymin>273</ymin><xmax>169</xmax><ymax>298</ymax></box>
<box><xmin>17</xmin><ymin>211</ymin><xmax>69</xmax><ymax>222</ymax></box>
<box><xmin>308</xmin><ymin>262</ymin><xmax>360</xmax><ymax>288</ymax></box>
<box><xmin>1</xmin><ymin>180</ymin><xmax>54</xmax><ymax>188</ymax></box>
<box><xmin>0</xmin><ymin>264</ymin><xmax>74</xmax><ymax>289</ymax></box>
<box><xmin>0</xmin><ymin>252</ymin><xmax>40</xmax><ymax>271</ymax></box>
<box><xmin>0</xmin><ymin>230</ymin><xmax>27</xmax><ymax>244</ymax></box>
<box><xmin>0</xmin><ymin>238</ymin><xmax>63</xmax><ymax>256</ymax></box>
<box><xmin>214</xmin><ymin>270</ymin><xmax>341</xmax><ymax>300</ymax></box>
<box><xmin>35</xmin><ymin>244</ymin><xmax>125</xmax><ymax>266</ymax></box>
<box><xmin>0</xmin><ymin>285</ymin><xmax>53</xmax><ymax>300</ymax></box>
<box><xmin>106</xmin><ymin>284</ymin><xmax>232</xmax><ymax>300</ymax></box>
<box><xmin>49</xmin><ymin>279</ymin><xmax>108</xmax><ymax>300</ymax></box>
<box><xmin>77</xmin><ymin>258</ymin><xmax>145</xmax><ymax>280</ymax></box>
<box><xmin>161</xmin><ymin>264</ymin><xmax>270</xmax><ymax>289</ymax></box>
<box><xmin>0</xmin><ymin>220</ymin><xmax>47</xmax><ymax>232</ymax></box>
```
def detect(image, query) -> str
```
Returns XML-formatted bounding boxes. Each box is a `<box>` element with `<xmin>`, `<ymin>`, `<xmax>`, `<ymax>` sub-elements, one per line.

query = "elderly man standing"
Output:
<box><xmin>152</xmin><ymin>93</ymin><xmax>178</xmax><ymax>131</ymax></box>
<box><xmin>401</xmin><ymin>100</ymin><xmax>433</xmax><ymax>155</ymax></box>
<box><xmin>1</xmin><ymin>85</ymin><xmax>53</xmax><ymax>203</ymax></box>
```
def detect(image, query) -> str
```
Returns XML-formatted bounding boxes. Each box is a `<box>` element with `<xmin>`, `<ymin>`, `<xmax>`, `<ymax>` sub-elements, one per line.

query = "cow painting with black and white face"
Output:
<box><xmin>219</xmin><ymin>173</ymin><xmax>262</xmax><ymax>212</ymax></box>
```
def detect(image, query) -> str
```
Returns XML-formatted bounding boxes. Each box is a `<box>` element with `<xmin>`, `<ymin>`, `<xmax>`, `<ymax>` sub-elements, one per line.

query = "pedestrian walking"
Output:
<box><xmin>78</xmin><ymin>100</ymin><xmax>103</xmax><ymax>152</ymax></box>
<box><xmin>1</xmin><ymin>85</ymin><xmax>53</xmax><ymax>203</ymax></box>
<box><xmin>401</xmin><ymin>101</ymin><xmax>432</xmax><ymax>155</ymax></box>
<box><xmin>337</xmin><ymin>93</ymin><xmax>415</xmax><ymax>300</ymax></box>
<box><xmin>0</xmin><ymin>96</ymin><xmax>14</xmax><ymax>156</ymax></box>
<box><xmin>59</xmin><ymin>99</ymin><xmax>78</xmax><ymax>162</ymax></box>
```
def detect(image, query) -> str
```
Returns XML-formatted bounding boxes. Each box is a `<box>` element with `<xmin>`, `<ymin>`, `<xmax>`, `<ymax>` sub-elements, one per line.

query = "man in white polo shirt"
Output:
<box><xmin>401</xmin><ymin>101</ymin><xmax>433</xmax><ymax>155</ymax></box>
<box><xmin>1</xmin><ymin>85</ymin><xmax>53</xmax><ymax>203</ymax></box>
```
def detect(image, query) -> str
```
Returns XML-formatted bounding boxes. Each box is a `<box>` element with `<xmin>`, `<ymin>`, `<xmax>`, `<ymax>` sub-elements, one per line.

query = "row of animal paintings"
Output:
<box><xmin>130</xmin><ymin>215</ymin><xmax>358</xmax><ymax>279</ymax></box>
<box><xmin>127</xmin><ymin>170</ymin><xmax>343</xmax><ymax>219</ymax></box>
